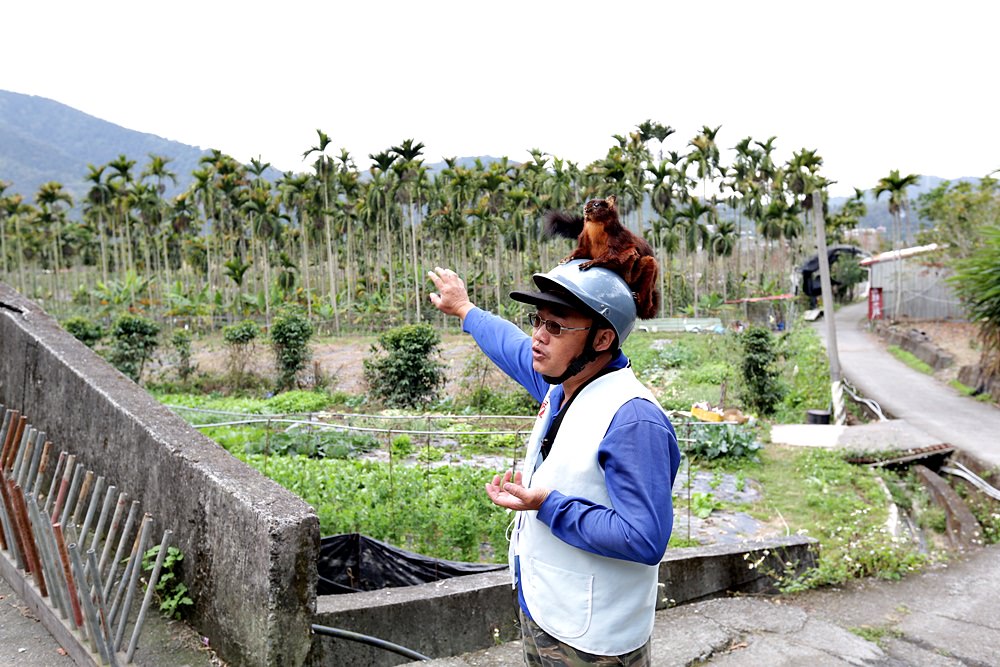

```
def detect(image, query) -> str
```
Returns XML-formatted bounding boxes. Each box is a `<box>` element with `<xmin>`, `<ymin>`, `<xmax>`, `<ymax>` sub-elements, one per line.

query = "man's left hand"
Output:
<box><xmin>485</xmin><ymin>469</ymin><xmax>550</xmax><ymax>511</ymax></box>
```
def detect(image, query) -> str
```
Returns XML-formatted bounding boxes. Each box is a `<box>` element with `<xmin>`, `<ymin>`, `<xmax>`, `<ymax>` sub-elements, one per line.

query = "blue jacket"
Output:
<box><xmin>462</xmin><ymin>308</ymin><xmax>681</xmax><ymax>612</ymax></box>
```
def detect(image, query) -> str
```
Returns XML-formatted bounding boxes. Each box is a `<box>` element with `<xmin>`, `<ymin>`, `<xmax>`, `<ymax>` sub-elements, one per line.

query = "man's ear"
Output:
<box><xmin>593</xmin><ymin>327</ymin><xmax>617</xmax><ymax>353</ymax></box>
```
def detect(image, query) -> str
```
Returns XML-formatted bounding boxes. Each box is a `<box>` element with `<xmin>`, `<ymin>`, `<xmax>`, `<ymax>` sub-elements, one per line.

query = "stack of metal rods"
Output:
<box><xmin>0</xmin><ymin>405</ymin><xmax>174</xmax><ymax>665</ymax></box>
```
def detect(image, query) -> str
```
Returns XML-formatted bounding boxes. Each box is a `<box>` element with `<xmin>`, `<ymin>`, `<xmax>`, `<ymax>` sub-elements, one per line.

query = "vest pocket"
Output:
<box><xmin>525</xmin><ymin>557</ymin><xmax>593</xmax><ymax>638</ymax></box>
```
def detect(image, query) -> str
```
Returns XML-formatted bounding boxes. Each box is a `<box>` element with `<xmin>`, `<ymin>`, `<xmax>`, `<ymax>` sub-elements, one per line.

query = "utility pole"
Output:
<box><xmin>812</xmin><ymin>191</ymin><xmax>845</xmax><ymax>424</ymax></box>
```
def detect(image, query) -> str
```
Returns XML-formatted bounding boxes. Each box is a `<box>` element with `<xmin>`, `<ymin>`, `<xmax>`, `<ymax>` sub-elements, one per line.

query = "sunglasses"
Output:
<box><xmin>527</xmin><ymin>313</ymin><xmax>591</xmax><ymax>337</ymax></box>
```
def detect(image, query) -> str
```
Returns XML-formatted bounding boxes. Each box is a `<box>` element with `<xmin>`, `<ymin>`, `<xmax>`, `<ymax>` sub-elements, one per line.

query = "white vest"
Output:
<box><xmin>511</xmin><ymin>368</ymin><xmax>661</xmax><ymax>655</ymax></box>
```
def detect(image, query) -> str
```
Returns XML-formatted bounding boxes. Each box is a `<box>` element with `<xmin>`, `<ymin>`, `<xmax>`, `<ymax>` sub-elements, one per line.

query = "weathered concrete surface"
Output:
<box><xmin>657</xmin><ymin>537</ymin><xmax>818</xmax><ymax>607</ymax></box>
<box><xmin>770</xmin><ymin>420</ymin><xmax>945</xmax><ymax>453</ymax></box>
<box><xmin>308</xmin><ymin>537</ymin><xmax>816</xmax><ymax>666</ymax></box>
<box><xmin>914</xmin><ymin>464</ymin><xmax>984</xmax><ymax>549</ymax></box>
<box><xmin>0</xmin><ymin>283</ymin><xmax>320</xmax><ymax>667</ymax></box>
<box><xmin>423</xmin><ymin>544</ymin><xmax>1000</xmax><ymax>666</ymax></box>
<box><xmin>310</xmin><ymin>571</ymin><xmax>518</xmax><ymax>667</ymax></box>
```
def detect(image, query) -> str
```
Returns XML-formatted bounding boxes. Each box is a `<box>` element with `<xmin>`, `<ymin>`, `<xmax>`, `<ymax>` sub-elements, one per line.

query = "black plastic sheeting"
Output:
<box><xmin>317</xmin><ymin>533</ymin><xmax>506</xmax><ymax>595</ymax></box>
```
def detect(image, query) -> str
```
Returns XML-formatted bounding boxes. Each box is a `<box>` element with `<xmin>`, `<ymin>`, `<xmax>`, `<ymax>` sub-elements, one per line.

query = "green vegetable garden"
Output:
<box><xmin>3</xmin><ymin>120</ymin><xmax>999</xmax><ymax>589</ymax></box>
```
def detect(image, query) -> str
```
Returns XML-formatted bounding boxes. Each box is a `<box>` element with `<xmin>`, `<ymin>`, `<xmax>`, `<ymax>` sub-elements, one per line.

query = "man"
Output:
<box><xmin>428</xmin><ymin>260</ymin><xmax>680</xmax><ymax>666</ymax></box>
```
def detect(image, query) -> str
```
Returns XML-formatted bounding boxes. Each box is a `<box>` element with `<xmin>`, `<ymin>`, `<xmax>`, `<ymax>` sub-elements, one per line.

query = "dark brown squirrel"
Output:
<box><xmin>544</xmin><ymin>194</ymin><xmax>660</xmax><ymax>319</ymax></box>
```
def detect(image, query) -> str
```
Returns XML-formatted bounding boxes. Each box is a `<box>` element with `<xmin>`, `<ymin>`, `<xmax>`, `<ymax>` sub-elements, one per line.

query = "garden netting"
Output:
<box><xmin>317</xmin><ymin>533</ymin><xmax>506</xmax><ymax>594</ymax></box>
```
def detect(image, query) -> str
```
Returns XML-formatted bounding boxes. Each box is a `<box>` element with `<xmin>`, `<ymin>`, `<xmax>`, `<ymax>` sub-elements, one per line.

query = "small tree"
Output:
<box><xmin>222</xmin><ymin>320</ymin><xmax>260</xmax><ymax>386</ymax></box>
<box><xmin>171</xmin><ymin>329</ymin><xmax>195</xmax><ymax>382</ymax></box>
<box><xmin>270</xmin><ymin>306</ymin><xmax>314</xmax><ymax>391</ymax></box>
<box><xmin>364</xmin><ymin>323</ymin><xmax>446</xmax><ymax>408</ymax></box>
<box><xmin>739</xmin><ymin>326</ymin><xmax>785</xmax><ymax>416</ymax></box>
<box><xmin>109</xmin><ymin>314</ymin><xmax>160</xmax><ymax>383</ymax></box>
<box><xmin>950</xmin><ymin>221</ymin><xmax>1000</xmax><ymax>384</ymax></box>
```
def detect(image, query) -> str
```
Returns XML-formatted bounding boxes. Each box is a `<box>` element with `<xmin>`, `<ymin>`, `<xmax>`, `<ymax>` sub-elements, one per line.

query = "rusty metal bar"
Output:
<box><xmin>24</xmin><ymin>431</ymin><xmax>46</xmax><ymax>495</ymax></box>
<box><xmin>126</xmin><ymin>529</ymin><xmax>171</xmax><ymax>663</ymax></box>
<box><xmin>0</xmin><ymin>410</ymin><xmax>12</xmax><ymax>466</ymax></box>
<box><xmin>71</xmin><ymin>469</ymin><xmax>95</xmax><ymax>527</ymax></box>
<box><xmin>97</xmin><ymin>491</ymin><xmax>128</xmax><ymax>576</ymax></box>
<box><xmin>18</xmin><ymin>430</ymin><xmax>44</xmax><ymax>491</ymax></box>
<box><xmin>0</xmin><ymin>476</ymin><xmax>27</xmax><ymax>569</ymax></box>
<box><xmin>30</xmin><ymin>440</ymin><xmax>52</xmax><ymax>500</ymax></box>
<box><xmin>60</xmin><ymin>462</ymin><xmax>85</xmax><ymax>528</ymax></box>
<box><xmin>27</xmin><ymin>494</ymin><xmax>70</xmax><ymax>620</ymax></box>
<box><xmin>11</xmin><ymin>482</ymin><xmax>47</xmax><ymax>597</ymax></box>
<box><xmin>50</xmin><ymin>453</ymin><xmax>76</xmax><ymax>523</ymax></box>
<box><xmin>113</xmin><ymin>514</ymin><xmax>151</xmax><ymax>652</ymax></box>
<box><xmin>1</xmin><ymin>413</ymin><xmax>26</xmax><ymax>474</ymax></box>
<box><xmin>107</xmin><ymin>511</ymin><xmax>145</xmax><ymax>627</ymax></box>
<box><xmin>10</xmin><ymin>426</ymin><xmax>35</xmax><ymax>487</ymax></box>
<box><xmin>53</xmin><ymin>522</ymin><xmax>84</xmax><ymax>628</ymax></box>
<box><xmin>102</xmin><ymin>500</ymin><xmax>139</xmax><ymax>602</ymax></box>
<box><xmin>44</xmin><ymin>451</ymin><xmax>67</xmax><ymax>514</ymax></box>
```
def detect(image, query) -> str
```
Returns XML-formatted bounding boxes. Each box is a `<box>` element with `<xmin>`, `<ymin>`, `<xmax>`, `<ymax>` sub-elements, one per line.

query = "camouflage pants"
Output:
<box><xmin>519</xmin><ymin>609</ymin><xmax>651</xmax><ymax>666</ymax></box>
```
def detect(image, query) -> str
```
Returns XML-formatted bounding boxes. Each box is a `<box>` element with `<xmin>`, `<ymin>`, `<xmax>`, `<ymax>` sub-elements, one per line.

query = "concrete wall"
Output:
<box><xmin>309</xmin><ymin>536</ymin><xmax>818</xmax><ymax>666</ymax></box>
<box><xmin>0</xmin><ymin>284</ymin><xmax>319</xmax><ymax>667</ymax></box>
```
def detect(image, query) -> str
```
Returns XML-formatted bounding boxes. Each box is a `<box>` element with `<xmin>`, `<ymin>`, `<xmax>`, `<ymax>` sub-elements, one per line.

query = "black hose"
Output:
<box><xmin>311</xmin><ymin>624</ymin><xmax>431</xmax><ymax>662</ymax></box>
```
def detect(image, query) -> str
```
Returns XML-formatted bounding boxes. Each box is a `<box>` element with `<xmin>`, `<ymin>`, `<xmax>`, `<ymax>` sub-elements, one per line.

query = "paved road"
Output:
<box><xmin>819</xmin><ymin>300</ymin><xmax>1000</xmax><ymax>468</ymax></box>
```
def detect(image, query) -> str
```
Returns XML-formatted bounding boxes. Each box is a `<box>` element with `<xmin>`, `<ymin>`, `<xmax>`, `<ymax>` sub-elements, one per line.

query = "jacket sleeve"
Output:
<box><xmin>461</xmin><ymin>307</ymin><xmax>549</xmax><ymax>403</ymax></box>
<box><xmin>535</xmin><ymin>399</ymin><xmax>680</xmax><ymax>565</ymax></box>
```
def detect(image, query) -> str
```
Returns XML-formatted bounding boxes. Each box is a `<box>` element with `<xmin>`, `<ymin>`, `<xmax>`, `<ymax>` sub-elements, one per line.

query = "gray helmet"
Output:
<box><xmin>510</xmin><ymin>259</ymin><xmax>637</xmax><ymax>346</ymax></box>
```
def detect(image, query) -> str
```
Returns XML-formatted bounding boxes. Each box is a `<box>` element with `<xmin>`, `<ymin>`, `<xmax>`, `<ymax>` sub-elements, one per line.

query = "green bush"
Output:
<box><xmin>270</xmin><ymin>307</ymin><xmax>314</xmax><ymax>390</ymax></box>
<box><xmin>170</xmin><ymin>329</ymin><xmax>195</xmax><ymax>382</ymax></box>
<box><xmin>222</xmin><ymin>319</ymin><xmax>260</xmax><ymax>381</ymax></box>
<box><xmin>364</xmin><ymin>323</ymin><xmax>446</xmax><ymax>408</ymax></box>
<box><xmin>739</xmin><ymin>326</ymin><xmax>785</xmax><ymax>416</ymax></box>
<box><xmin>109</xmin><ymin>314</ymin><xmax>160</xmax><ymax>383</ymax></box>
<box><xmin>63</xmin><ymin>316</ymin><xmax>104</xmax><ymax>348</ymax></box>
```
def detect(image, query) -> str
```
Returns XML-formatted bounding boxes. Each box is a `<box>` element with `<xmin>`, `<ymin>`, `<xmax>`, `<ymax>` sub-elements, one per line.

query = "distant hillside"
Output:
<box><xmin>0</xmin><ymin>89</ymin><xmax>272</xmax><ymax>205</ymax></box>
<box><xmin>829</xmin><ymin>174</ymin><xmax>981</xmax><ymax>230</ymax></box>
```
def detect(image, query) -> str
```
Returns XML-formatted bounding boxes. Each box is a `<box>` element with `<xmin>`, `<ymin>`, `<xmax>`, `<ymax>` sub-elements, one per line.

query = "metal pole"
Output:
<box><xmin>125</xmin><ymin>529</ymin><xmax>171</xmax><ymax>663</ymax></box>
<box><xmin>69</xmin><ymin>543</ymin><xmax>110</xmax><ymax>664</ymax></box>
<box><xmin>60</xmin><ymin>462</ymin><xmax>85</xmax><ymax>528</ymax></box>
<box><xmin>44</xmin><ymin>451</ymin><xmax>67</xmax><ymax>514</ymax></box>
<box><xmin>113</xmin><ymin>514</ymin><xmax>152</xmax><ymax>651</ymax></box>
<box><xmin>79</xmin><ymin>476</ymin><xmax>105</xmax><ymax>546</ymax></box>
<box><xmin>86</xmin><ymin>548</ymin><xmax>120</xmax><ymax>667</ymax></box>
<box><xmin>811</xmin><ymin>191</ymin><xmax>845</xmax><ymax>424</ymax></box>
<box><xmin>103</xmin><ymin>501</ymin><xmax>140</xmax><ymax>602</ymax></box>
<box><xmin>28</xmin><ymin>495</ymin><xmax>70</xmax><ymax>620</ymax></box>
<box><xmin>90</xmin><ymin>485</ymin><xmax>117</xmax><ymax>554</ymax></box>
<box><xmin>29</xmin><ymin>439</ymin><xmax>51</xmax><ymax>498</ymax></box>
<box><xmin>98</xmin><ymin>492</ymin><xmax>128</xmax><ymax>576</ymax></box>
<box><xmin>53</xmin><ymin>523</ymin><xmax>84</xmax><ymax>628</ymax></box>
<box><xmin>50</xmin><ymin>453</ymin><xmax>76</xmax><ymax>521</ymax></box>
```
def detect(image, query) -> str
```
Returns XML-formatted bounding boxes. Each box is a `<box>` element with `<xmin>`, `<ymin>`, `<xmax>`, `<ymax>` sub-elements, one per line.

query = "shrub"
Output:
<box><xmin>270</xmin><ymin>307</ymin><xmax>314</xmax><ymax>391</ymax></box>
<box><xmin>222</xmin><ymin>319</ymin><xmax>260</xmax><ymax>382</ymax></box>
<box><xmin>63</xmin><ymin>316</ymin><xmax>104</xmax><ymax>348</ymax></box>
<box><xmin>109</xmin><ymin>314</ymin><xmax>160</xmax><ymax>383</ymax></box>
<box><xmin>170</xmin><ymin>329</ymin><xmax>195</xmax><ymax>382</ymax></box>
<box><xmin>364</xmin><ymin>323</ymin><xmax>446</xmax><ymax>408</ymax></box>
<box><xmin>739</xmin><ymin>326</ymin><xmax>785</xmax><ymax>416</ymax></box>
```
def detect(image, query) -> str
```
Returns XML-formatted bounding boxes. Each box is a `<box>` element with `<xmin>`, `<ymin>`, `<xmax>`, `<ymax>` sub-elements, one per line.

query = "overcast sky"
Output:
<box><xmin>3</xmin><ymin>0</ymin><xmax>997</xmax><ymax>197</ymax></box>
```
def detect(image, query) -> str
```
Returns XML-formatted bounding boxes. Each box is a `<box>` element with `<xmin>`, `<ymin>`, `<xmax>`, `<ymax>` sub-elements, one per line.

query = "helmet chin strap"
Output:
<box><xmin>542</xmin><ymin>326</ymin><xmax>602</xmax><ymax>385</ymax></box>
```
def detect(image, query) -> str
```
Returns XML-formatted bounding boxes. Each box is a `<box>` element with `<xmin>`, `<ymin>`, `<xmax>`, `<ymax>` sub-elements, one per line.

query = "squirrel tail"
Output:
<box><xmin>542</xmin><ymin>210</ymin><xmax>584</xmax><ymax>240</ymax></box>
